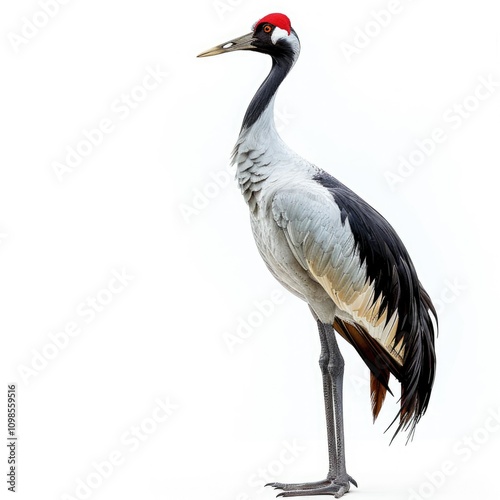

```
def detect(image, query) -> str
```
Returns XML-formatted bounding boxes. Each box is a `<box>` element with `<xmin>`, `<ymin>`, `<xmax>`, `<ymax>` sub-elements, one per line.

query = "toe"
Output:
<box><xmin>276</xmin><ymin>483</ymin><xmax>344</xmax><ymax>497</ymax></box>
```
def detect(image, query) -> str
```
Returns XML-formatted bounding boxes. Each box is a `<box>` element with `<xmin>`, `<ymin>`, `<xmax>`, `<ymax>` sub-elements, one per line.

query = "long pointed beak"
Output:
<box><xmin>197</xmin><ymin>32</ymin><xmax>255</xmax><ymax>57</ymax></box>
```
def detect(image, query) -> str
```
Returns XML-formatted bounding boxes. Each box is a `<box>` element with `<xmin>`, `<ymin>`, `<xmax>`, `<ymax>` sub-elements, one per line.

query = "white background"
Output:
<box><xmin>1</xmin><ymin>0</ymin><xmax>499</xmax><ymax>499</ymax></box>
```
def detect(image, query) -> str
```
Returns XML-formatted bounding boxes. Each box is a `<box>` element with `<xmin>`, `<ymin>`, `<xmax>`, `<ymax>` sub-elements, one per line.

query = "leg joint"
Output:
<box><xmin>318</xmin><ymin>353</ymin><xmax>329</xmax><ymax>373</ymax></box>
<box><xmin>327</xmin><ymin>358</ymin><xmax>345</xmax><ymax>377</ymax></box>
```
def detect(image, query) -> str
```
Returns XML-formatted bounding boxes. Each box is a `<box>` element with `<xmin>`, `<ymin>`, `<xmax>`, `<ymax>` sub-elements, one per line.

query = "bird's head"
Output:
<box><xmin>197</xmin><ymin>13</ymin><xmax>300</xmax><ymax>63</ymax></box>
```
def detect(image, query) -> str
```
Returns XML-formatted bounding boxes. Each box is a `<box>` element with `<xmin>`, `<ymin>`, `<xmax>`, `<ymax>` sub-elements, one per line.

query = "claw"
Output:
<box><xmin>265</xmin><ymin>482</ymin><xmax>282</xmax><ymax>489</ymax></box>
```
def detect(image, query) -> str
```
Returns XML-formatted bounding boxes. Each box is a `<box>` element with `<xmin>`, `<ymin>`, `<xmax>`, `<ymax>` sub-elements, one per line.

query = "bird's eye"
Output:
<box><xmin>263</xmin><ymin>24</ymin><xmax>273</xmax><ymax>34</ymax></box>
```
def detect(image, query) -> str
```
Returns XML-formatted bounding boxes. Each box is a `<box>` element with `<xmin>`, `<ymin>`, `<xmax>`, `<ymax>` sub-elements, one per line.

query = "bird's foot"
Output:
<box><xmin>266</xmin><ymin>475</ymin><xmax>357</xmax><ymax>498</ymax></box>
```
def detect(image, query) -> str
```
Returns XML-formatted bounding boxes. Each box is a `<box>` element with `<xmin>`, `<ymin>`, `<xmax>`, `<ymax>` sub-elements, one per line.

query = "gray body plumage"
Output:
<box><xmin>233</xmin><ymin>100</ymin><xmax>401</xmax><ymax>361</ymax></box>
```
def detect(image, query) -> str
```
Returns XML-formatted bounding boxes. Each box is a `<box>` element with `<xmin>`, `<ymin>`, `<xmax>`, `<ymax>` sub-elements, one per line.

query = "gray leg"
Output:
<box><xmin>320</xmin><ymin>321</ymin><xmax>337</xmax><ymax>480</ymax></box>
<box><xmin>267</xmin><ymin>321</ymin><xmax>357</xmax><ymax>497</ymax></box>
<box><xmin>325</xmin><ymin>324</ymin><xmax>357</xmax><ymax>491</ymax></box>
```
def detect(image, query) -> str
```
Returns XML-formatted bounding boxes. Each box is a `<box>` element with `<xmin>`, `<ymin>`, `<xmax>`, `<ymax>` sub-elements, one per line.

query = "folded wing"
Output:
<box><xmin>272</xmin><ymin>173</ymin><xmax>436</xmax><ymax>439</ymax></box>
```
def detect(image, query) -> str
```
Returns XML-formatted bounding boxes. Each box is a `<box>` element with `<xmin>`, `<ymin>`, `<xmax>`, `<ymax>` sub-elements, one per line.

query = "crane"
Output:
<box><xmin>198</xmin><ymin>13</ymin><xmax>437</xmax><ymax>498</ymax></box>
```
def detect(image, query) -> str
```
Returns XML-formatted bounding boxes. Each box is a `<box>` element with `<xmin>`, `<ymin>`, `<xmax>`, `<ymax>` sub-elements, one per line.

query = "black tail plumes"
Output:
<box><xmin>390</xmin><ymin>285</ymin><xmax>437</xmax><ymax>442</ymax></box>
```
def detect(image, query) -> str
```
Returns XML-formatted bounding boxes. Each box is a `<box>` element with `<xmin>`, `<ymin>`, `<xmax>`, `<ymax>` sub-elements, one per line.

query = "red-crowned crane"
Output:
<box><xmin>198</xmin><ymin>13</ymin><xmax>437</xmax><ymax>498</ymax></box>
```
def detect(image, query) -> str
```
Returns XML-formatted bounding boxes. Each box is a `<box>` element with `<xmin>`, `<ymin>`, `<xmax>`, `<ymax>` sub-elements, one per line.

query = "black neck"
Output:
<box><xmin>241</xmin><ymin>47</ymin><xmax>296</xmax><ymax>131</ymax></box>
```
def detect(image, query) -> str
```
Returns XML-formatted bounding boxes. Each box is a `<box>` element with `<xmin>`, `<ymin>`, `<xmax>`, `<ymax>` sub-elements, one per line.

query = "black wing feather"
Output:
<box><xmin>314</xmin><ymin>169</ymin><xmax>437</xmax><ymax>441</ymax></box>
